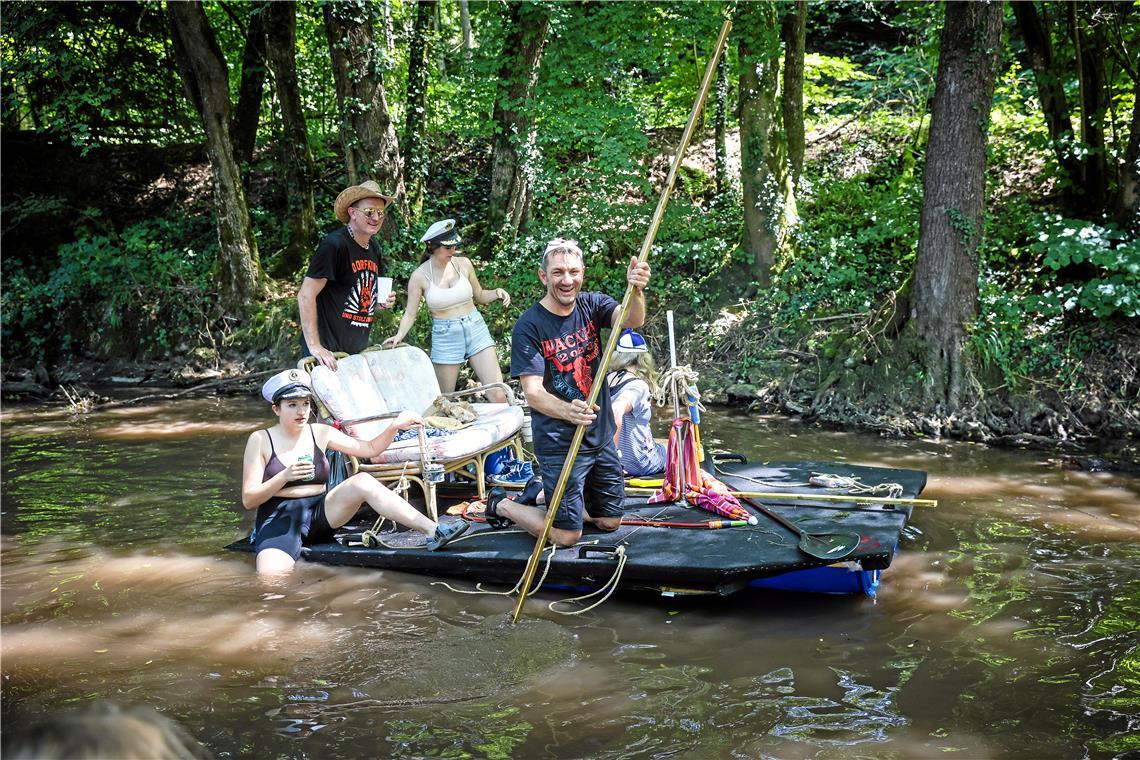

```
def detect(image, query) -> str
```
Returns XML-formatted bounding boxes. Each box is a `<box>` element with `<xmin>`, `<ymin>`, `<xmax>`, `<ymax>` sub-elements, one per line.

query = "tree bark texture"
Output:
<box><xmin>487</xmin><ymin>2</ymin><xmax>549</xmax><ymax>243</ymax></box>
<box><xmin>403</xmin><ymin>0</ymin><xmax>435</xmax><ymax>219</ymax></box>
<box><xmin>263</xmin><ymin>0</ymin><xmax>315</xmax><ymax>276</ymax></box>
<box><xmin>781</xmin><ymin>0</ymin><xmax>807</xmax><ymax>184</ymax></box>
<box><xmin>737</xmin><ymin>3</ymin><xmax>786</xmax><ymax>286</ymax></box>
<box><xmin>324</xmin><ymin>0</ymin><xmax>405</xmax><ymax>232</ymax></box>
<box><xmin>167</xmin><ymin>0</ymin><xmax>261</xmax><ymax>314</ymax></box>
<box><xmin>1072</xmin><ymin>9</ymin><xmax>1109</xmax><ymax>213</ymax></box>
<box><xmin>1115</xmin><ymin>76</ymin><xmax>1139</xmax><ymax>232</ymax></box>
<box><xmin>714</xmin><ymin>52</ymin><xmax>729</xmax><ymax>196</ymax></box>
<box><xmin>1011</xmin><ymin>2</ymin><xmax>1081</xmax><ymax>197</ymax></box>
<box><xmin>912</xmin><ymin>1</ymin><xmax>1002</xmax><ymax>411</ymax></box>
<box><xmin>231</xmin><ymin>2</ymin><xmax>268</xmax><ymax>171</ymax></box>
<box><xmin>460</xmin><ymin>0</ymin><xmax>473</xmax><ymax>56</ymax></box>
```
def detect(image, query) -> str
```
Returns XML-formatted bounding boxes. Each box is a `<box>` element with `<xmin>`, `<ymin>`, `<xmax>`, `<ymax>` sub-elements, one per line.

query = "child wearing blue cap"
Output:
<box><xmin>608</xmin><ymin>330</ymin><xmax>667</xmax><ymax>477</ymax></box>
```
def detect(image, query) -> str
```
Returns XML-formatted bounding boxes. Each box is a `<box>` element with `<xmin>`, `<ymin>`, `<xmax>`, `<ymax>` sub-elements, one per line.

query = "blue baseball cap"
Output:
<box><xmin>616</xmin><ymin>329</ymin><xmax>648</xmax><ymax>353</ymax></box>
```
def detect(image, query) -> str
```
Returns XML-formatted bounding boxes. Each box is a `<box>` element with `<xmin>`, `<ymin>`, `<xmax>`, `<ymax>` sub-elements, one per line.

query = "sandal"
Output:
<box><xmin>483</xmin><ymin>487</ymin><xmax>513</xmax><ymax>530</ymax></box>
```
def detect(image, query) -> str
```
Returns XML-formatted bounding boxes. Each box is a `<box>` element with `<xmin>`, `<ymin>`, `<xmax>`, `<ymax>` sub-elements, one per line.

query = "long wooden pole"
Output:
<box><xmin>624</xmin><ymin>486</ymin><xmax>938</xmax><ymax>508</ymax></box>
<box><xmin>510</xmin><ymin>18</ymin><xmax>733</xmax><ymax>624</ymax></box>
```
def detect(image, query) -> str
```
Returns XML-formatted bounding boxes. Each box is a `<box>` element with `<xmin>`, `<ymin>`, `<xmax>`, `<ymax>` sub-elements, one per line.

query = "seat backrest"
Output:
<box><xmin>364</xmin><ymin>346</ymin><xmax>441</xmax><ymax>415</ymax></box>
<box><xmin>310</xmin><ymin>354</ymin><xmax>391</xmax><ymax>439</ymax></box>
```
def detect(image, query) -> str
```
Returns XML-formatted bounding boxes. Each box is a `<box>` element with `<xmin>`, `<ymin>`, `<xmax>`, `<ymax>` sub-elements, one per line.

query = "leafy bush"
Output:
<box><xmin>1</xmin><ymin>216</ymin><xmax>217</xmax><ymax>362</ymax></box>
<box><xmin>1028</xmin><ymin>215</ymin><xmax>1139</xmax><ymax>319</ymax></box>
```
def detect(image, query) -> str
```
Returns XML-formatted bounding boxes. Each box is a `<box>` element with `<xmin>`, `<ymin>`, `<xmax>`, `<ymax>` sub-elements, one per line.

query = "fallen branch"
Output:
<box><xmin>83</xmin><ymin>369</ymin><xmax>279</xmax><ymax>411</ymax></box>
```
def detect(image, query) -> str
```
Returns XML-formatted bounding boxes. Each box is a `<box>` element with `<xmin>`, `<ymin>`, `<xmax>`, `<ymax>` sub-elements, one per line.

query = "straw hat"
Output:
<box><xmin>334</xmin><ymin>180</ymin><xmax>395</xmax><ymax>224</ymax></box>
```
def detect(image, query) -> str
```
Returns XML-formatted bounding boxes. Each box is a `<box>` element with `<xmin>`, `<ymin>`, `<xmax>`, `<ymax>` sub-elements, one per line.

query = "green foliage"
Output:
<box><xmin>1028</xmin><ymin>216</ymin><xmax>1139</xmax><ymax>319</ymax></box>
<box><xmin>970</xmin><ymin>212</ymin><xmax>1137</xmax><ymax>393</ymax></box>
<box><xmin>0</xmin><ymin>2</ymin><xmax>194</xmax><ymax>147</ymax></box>
<box><xmin>1</xmin><ymin>216</ymin><xmax>217</xmax><ymax>362</ymax></box>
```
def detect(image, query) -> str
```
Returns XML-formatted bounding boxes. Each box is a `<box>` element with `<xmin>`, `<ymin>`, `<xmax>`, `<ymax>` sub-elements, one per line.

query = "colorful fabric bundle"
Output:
<box><xmin>648</xmin><ymin>418</ymin><xmax>756</xmax><ymax>524</ymax></box>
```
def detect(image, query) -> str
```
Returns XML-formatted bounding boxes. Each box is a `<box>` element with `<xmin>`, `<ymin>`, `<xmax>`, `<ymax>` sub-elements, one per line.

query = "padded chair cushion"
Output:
<box><xmin>372</xmin><ymin>403</ymin><xmax>524</xmax><ymax>464</ymax></box>
<box><xmin>310</xmin><ymin>355</ymin><xmax>390</xmax><ymax>439</ymax></box>
<box><xmin>308</xmin><ymin>347</ymin><xmax>521</xmax><ymax>461</ymax></box>
<box><xmin>364</xmin><ymin>347</ymin><xmax>441</xmax><ymax>414</ymax></box>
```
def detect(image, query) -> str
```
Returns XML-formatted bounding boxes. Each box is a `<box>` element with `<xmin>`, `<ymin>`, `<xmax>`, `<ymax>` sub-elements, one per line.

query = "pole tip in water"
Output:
<box><xmin>747</xmin><ymin>516</ymin><xmax>759</xmax><ymax>525</ymax></box>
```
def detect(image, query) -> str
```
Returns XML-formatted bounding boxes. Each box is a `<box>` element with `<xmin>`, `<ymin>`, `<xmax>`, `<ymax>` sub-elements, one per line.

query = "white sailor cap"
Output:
<box><xmin>262</xmin><ymin>369</ymin><xmax>313</xmax><ymax>404</ymax></box>
<box><xmin>420</xmin><ymin>219</ymin><xmax>461</xmax><ymax>246</ymax></box>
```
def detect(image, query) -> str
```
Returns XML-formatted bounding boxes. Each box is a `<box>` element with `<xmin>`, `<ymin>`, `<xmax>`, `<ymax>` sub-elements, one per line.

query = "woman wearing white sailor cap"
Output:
<box><xmin>240</xmin><ymin>368</ymin><xmax>468</xmax><ymax>574</ymax></box>
<box><xmin>383</xmin><ymin>219</ymin><xmax>512</xmax><ymax>403</ymax></box>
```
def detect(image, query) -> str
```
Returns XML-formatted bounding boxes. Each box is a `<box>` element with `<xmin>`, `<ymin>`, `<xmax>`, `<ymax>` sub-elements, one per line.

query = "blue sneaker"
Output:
<box><xmin>488</xmin><ymin>458</ymin><xmax>534</xmax><ymax>486</ymax></box>
<box><xmin>426</xmin><ymin>519</ymin><xmax>469</xmax><ymax>551</ymax></box>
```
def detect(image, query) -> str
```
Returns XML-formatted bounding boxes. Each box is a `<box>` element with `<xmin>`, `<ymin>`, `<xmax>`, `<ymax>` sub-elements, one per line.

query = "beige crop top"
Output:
<box><xmin>424</xmin><ymin>260</ymin><xmax>475</xmax><ymax>312</ymax></box>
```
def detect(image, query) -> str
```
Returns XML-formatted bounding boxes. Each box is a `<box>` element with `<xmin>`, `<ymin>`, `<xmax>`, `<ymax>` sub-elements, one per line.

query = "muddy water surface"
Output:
<box><xmin>2</xmin><ymin>398</ymin><xmax>1137</xmax><ymax>758</ymax></box>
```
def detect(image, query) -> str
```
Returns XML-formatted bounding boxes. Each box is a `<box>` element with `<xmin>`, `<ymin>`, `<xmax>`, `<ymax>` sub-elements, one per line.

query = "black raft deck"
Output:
<box><xmin>229</xmin><ymin>460</ymin><xmax>928</xmax><ymax>598</ymax></box>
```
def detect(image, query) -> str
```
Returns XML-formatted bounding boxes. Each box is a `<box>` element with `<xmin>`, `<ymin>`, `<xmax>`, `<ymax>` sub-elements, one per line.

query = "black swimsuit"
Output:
<box><xmin>253</xmin><ymin>426</ymin><xmax>335</xmax><ymax>559</ymax></box>
<box><xmin>262</xmin><ymin>426</ymin><xmax>330</xmax><ymax>487</ymax></box>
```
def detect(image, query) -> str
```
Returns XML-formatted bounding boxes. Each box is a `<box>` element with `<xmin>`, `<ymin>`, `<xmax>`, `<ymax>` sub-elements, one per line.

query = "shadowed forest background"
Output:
<box><xmin>2</xmin><ymin>0</ymin><xmax>1137</xmax><ymax>459</ymax></box>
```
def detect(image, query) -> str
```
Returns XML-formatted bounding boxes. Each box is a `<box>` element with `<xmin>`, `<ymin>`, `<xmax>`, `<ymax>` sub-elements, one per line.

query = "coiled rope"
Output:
<box><xmin>432</xmin><ymin>538</ymin><xmax>628</xmax><ymax>616</ymax></box>
<box><xmin>656</xmin><ymin>364</ymin><xmax>703</xmax><ymax>411</ymax></box>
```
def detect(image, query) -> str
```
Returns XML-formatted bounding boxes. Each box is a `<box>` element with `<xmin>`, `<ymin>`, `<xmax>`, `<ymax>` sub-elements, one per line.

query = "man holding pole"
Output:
<box><xmin>484</xmin><ymin>238</ymin><xmax>651</xmax><ymax>547</ymax></box>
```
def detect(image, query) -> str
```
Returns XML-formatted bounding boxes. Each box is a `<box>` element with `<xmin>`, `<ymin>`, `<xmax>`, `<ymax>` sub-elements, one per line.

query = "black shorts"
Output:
<box><xmin>253</xmin><ymin>494</ymin><xmax>335</xmax><ymax>560</ymax></box>
<box><xmin>534</xmin><ymin>445</ymin><xmax>625</xmax><ymax>531</ymax></box>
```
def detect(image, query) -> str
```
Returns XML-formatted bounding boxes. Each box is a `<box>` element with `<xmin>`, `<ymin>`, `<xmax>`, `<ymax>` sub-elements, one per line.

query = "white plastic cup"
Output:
<box><xmin>376</xmin><ymin>277</ymin><xmax>393</xmax><ymax>304</ymax></box>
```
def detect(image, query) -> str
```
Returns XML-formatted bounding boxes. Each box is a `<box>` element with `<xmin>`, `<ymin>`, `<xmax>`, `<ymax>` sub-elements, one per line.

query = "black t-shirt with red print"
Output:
<box><xmin>303</xmin><ymin>226</ymin><xmax>383</xmax><ymax>355</ymax></box>
<box><xmin>511</xmin><ymin>291</ymin><xmax>618</xmax><ymax>453</ymax></box>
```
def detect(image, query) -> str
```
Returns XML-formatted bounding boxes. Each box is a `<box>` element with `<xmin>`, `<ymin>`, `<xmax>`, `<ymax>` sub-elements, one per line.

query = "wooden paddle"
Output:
<box><xmin>738</xmin><ymin>496</ymin><xmax>862</xmax><ymax>561</ymax></box>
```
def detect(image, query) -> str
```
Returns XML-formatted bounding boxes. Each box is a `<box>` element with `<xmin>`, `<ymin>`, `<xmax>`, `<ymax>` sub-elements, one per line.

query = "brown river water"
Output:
<box><xmin>1</xmin><ymin>397</ymin><xmax>1137</xmax><ymax>758</ymax></box>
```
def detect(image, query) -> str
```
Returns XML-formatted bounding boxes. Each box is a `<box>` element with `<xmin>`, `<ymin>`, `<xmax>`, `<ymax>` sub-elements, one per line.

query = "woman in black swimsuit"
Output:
<box><xmin>241</xmin><ymin>369</ymin><xmax>468</xmax><ymax>574</ymax></box>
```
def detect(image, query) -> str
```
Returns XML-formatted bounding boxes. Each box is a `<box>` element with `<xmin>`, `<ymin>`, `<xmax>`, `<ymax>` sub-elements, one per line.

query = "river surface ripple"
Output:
<box><xmin>2</xmin><ymin>398</ymin><xmax>1137</xmax><ymax>758</ymax></box>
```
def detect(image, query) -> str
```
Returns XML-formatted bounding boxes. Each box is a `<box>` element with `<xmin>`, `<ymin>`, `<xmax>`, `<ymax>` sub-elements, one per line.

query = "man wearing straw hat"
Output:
<box><xmin>299</xmin><ymin>180</ymin><xmax>398</xmax><ymax>371</ymax></box>
<box><xmin>483</xmin><ymin>238</ymin><xmax>651</xmax><ymax>547</ymax></box>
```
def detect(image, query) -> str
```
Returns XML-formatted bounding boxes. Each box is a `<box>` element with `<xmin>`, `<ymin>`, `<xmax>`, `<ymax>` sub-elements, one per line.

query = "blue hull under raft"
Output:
<box><xmin>229</xmin><ymin>460</ymin><xmax>927</xmax><ymax>599</ymax></box>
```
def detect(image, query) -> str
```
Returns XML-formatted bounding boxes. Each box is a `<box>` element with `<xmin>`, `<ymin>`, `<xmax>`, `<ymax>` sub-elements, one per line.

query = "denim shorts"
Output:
<box><xmin>431</xmin><ymin>310</ymin><xmax>495</xmax><ymax>364</ymax></box>
<box><xmin>535</xmin><ymin>444</ymin><xmax>626</xmax><ymax>531</ymax></box>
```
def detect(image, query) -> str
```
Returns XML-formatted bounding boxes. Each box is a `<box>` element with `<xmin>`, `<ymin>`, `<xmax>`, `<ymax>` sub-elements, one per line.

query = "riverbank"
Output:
<box><xmin>4</xmin><ymin>325</ymin><xmax>1137</xmax><ymax>469</ymax></box>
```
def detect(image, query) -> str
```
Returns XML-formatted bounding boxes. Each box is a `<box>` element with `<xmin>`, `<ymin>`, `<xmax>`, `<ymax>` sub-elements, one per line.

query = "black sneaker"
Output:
<box><xmin>483</xmin><ymin>487</ymin><xmax>513</xmax><ymax>530</ymax></box>
<box><xmin>427</xmin><ymin>519</ymin><xmax>470</xmax><ymax>551</ymax></box>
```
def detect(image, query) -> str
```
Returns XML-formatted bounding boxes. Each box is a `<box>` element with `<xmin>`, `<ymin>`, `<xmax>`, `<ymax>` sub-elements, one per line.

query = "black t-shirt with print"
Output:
<box><xmin>303</xmin><ymin>226</ymin><xmax>383</xmax><ymax>355</ymax></box>
<box><xmin>511</xmin><ymin>291</ymin><xmax>618</xmax><ymax>453</ymax></box>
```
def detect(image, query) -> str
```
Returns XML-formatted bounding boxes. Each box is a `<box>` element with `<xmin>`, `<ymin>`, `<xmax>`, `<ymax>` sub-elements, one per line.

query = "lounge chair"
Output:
<box><xmin>299</xmin><ymin>345</ymin><xmax>526</xmax><ymax>515</ymax></box>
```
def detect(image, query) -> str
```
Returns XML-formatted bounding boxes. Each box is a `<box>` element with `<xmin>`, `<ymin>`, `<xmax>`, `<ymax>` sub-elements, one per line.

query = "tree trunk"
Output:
<box><xmin>714</xmin><ymin>52</ymin><xmax>729</xmax><ymax>196</ymax></box>
<box><xmin>404</xmin><ymin>0</ymin><xmax>435</xmax><ymax>218</ymax></box>
<box><xmin>781</xmin><ymin>0</ymin><xmax>806</xmax><ymax>184</ymax></box>
<box><xmin>263</xmin><ymin>1</ymin><xmax>315</xmax><ymax>276</ymax></box>
<box><xmin>460</xmin><ymin>0</ymin><xmax>473</xmax><ymax>57</ymax></box>
<box><xmin>381</xmin><ymin>0</ymin><xmax>395</xmax><ymax>54</ymax></box>
<box><xmin>324</xmin><ymin>0</ymin><xmax>405</xmax><ymax>233</ymax></box>
<box><xmin>231</xmin><ymin>2</ymin><xmax>268</xmax><ymax>172</ymax></box>
<box><xmin>1115</xmin><ymin>76</ymin><xmax>1139</xmax><ymax>232</ymax></box>
<box><xmin>167</xmin><ymin>0</ymin><xmax>261</xmax><ymax>315</ymax></box>
<box><xmin>912</xmin><ymin>1</ymin><xmax>1002</xmax><ymax>411</ymax></box>
<box><xmin>487</xmin><ymin>2</ymin><xmax>549</xmax><ymax>243</ymax></box>
<box><xmin>1012</xmin><ymin>1</ymin><xmax>1082</xmax><ymax>203</ymax></box>
<box><xmin>737</xmin><ymin>3</ymin><xmax>782</xmax><ymax>286</ymax></box>
<box><xmin>1073</xmin><ymin>9</ymin><xmax>1109</xmax><ymax>213</ymax></box>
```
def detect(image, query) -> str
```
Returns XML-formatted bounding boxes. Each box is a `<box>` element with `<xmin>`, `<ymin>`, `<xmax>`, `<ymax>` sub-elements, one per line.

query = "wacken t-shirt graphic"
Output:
<box><xmin>542</xmin><ymin>323</ymin><xmax>600</xmax><ymax>402</ymax></box>
<box><xmin>511</xmin><ymin>291</ymin><xmax>619</xmax><ymax>452</ymax></box>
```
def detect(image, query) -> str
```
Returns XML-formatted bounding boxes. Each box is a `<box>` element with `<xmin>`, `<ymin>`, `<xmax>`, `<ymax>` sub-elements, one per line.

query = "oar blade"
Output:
<box><xmin>798</xmin><ymin>532</ymin><xmax>861</xmax><ymax>561</ymax></box>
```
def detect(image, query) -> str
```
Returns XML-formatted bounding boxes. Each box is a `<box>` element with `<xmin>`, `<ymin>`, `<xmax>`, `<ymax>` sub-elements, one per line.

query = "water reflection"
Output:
<box><xmin>2</xmin><ymin>401</ymin><xmax>1138</xmax><ymax>757</ymax></box>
